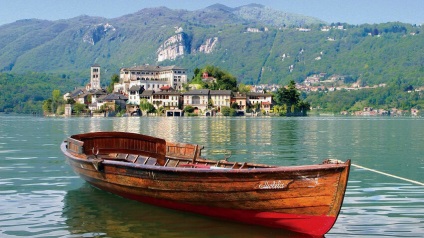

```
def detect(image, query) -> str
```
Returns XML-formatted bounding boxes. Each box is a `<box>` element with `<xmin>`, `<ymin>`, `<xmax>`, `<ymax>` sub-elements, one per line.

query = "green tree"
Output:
<box><xmin>221</xmin><ymin>106</ymin><xmax>236</xmax><ymax>116</ymax></box>
<box><xmin>52</xmin><ymin>89</ymin><xmax>61</xmax><ymax>102</ymax></box>
<box><xmin>274</xmin><ymin>80</ymin><xmax>300</xmax><ymax>108</ymax></box>
<box><xmin>238</xmin><ymin>83</ymin><xmax>251</xmax><ymax>93</ymax></box>
<box><xmin>73</xmin><ymin>103</ymin><xmax>86</xmax><ymax>114</ymax></box>
<box><xmin>157</xmin><ymin>106</ymin><xmax>165</xmax><ymax>115</ymax></box>
<box><xmin>272</xmin><ymin>105</ymin><xmax>287</xmax><ymax>116</ymax></box>
<box><xmin>42</xmin><ymin>99</ymin><xmax>52</xmax><ymax>114</ymax></box>
<box><xmin>183</xmin><ymin>105</ymin><xmax>195</xmax><ymax>113</ymax></box>
<box><xmin>274</xmin><ymin>80</ymin><xmax>310</xmax><ymax>116</ymax></box>
<box><xmin>107</xmin><ymin>74</ymin><xmax>120</xmax><ymax>93</ymax></box>
<box><xmin>51</xmin><ymin>89</ymin><xmax>62</xmax><ymax>113</ymax></box>
<box><xmin>208</xmin><ymin>99</ymin><xmax>214</xmax><ymax>109</ymax></box>
<box><xmin>139</xmin><ymin>99</ymin><xmax>156</xmax><ymax>114</ymax></box>
<box><xmin>191</xmin><ymin>65</ymin><xmax>238</xmax><ymax>91</ymax></box>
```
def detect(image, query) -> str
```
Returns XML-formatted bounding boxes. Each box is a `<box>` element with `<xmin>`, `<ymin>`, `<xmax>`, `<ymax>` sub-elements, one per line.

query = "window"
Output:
<box><xmin>192</xmin><ymin>96</ymin><xmax>200</xmax><ymax>104</ymax></box>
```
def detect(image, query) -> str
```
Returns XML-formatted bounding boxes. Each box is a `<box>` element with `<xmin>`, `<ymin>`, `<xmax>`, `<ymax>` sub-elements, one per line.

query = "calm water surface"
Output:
<box><xmin>0</xmin><ymin>115</ymin><xmax>423</xmax><ymax>237</ymax></box>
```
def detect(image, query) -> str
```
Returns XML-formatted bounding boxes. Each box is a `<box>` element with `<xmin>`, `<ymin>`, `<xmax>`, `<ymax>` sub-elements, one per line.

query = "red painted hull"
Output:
<box><xmin>97</xmin><ymin>183</ymin><xmax>336</xmax><ymax>236</ymax></box>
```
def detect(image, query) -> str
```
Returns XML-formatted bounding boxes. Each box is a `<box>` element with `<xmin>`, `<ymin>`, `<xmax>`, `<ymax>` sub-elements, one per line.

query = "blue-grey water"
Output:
<box><xmin>0</xmin><ymin>115</ymin><xmax>423</xmax><ymax>237</ymax></box>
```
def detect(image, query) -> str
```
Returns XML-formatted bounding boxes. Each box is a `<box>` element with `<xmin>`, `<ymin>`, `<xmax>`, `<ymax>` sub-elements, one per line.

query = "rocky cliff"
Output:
<box><xmin>157</xmin><ymin>33</ymin><xmax>218</xmax><ymax>61</ymax></box>
<box><xmin>157</xmin><ymin>33</ymin><xmax>187</xmax><ymax>62</ymax></box>
<box><xmin>195</xmin><ymin>37</ymin><xmax>218</xmax><ymax>54</ymax></box>
<box><xmin>82</xmin><ymin>23</ymin><xmax>116</xmax><ymax>45</ymax></box>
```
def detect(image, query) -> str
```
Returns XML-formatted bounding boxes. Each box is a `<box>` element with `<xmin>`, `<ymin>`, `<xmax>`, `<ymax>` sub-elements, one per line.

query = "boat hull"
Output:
<box><xmin>84</xmin><ymin>178</ymin><xmax>338</xmax><ymax>236</ymax></box>
<box><xmin>61</xmin><ymin>132</ymin><xmax>350</xmax><ymax>236</ymax></box>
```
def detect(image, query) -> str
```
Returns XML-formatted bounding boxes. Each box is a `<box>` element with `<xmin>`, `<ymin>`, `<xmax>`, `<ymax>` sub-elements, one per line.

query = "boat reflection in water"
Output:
<box><xmin>62</xmin><ymin>184</ymin><xmax>307</xmax><ymax>238</ymax></box>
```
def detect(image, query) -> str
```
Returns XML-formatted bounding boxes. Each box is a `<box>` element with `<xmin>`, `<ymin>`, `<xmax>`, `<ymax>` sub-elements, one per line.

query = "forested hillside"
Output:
<box><xmin>1</xmin><ymin>4</ymin><xmax>422</xmax><ymax>85</ymax></box>
<box><xmin>0</xmin><ymin>73</ymin><xmax>85</xmax><ymax>113</ymax></box>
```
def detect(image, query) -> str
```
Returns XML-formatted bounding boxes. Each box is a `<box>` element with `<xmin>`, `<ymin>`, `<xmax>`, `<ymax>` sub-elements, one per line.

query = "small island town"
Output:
<box><xmin>46</xmin><ymin>64</ymin><xmax>419</xmax><ymax>118</ymax></box>
<box><xmin>50</xmin><ymin>64</ymin><xmax>308</xmax><ymax>117</ymax></box>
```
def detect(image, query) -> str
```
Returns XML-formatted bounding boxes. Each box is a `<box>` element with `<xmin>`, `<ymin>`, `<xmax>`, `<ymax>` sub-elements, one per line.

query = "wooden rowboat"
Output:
<box><xmin>61</xmin><ymin>131</ymin><xmax>350</xmax><ymax>236</ymax></box>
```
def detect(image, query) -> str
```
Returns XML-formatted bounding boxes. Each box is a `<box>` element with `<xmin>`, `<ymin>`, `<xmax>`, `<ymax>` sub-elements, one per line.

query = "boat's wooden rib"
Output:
<box><xmin>61</xmin><ymin>131</ymin><xmax>350</xmax><ymax>236</ymax></box>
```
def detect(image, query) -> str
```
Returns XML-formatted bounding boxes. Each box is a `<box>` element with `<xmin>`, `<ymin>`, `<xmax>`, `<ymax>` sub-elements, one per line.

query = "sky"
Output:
<box><xmin>1</xmin><ymin>0</ymin><xmax>424</xmax><ymax>26</ymax></box>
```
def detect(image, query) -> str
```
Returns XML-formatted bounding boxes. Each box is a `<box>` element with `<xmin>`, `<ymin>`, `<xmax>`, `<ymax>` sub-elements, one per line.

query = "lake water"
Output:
<box><xmin>0</xmin><ymin>115</ymin><xmax>423</xmax><ymax>237</ymax></box>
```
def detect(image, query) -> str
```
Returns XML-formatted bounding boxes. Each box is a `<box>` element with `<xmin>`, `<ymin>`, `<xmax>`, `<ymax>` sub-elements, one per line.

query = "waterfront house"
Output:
<box><xmin>231</xmin><ymin>92</ymin><xmax>247</xmax><ymax>111</ymax></box>
<box><xmin>99</xmin><ymin>93</ymin><xmax>128</xmax><ymax>112</ymax></box>
<box><xmin>247</xmin><ymin>92</ymin><xmax>273</xmax><ymax>113</ymax></box>
<box><xmin>152</xmin><ymin>90</ymin><xmax>182</xmax><ymax>110</ymax></box>
<box><xmin>210</xmin><ymin>90</ymin><xmax>232</xmax><ymax>112</ymax></box>
<box><xmin>183</xmin><ymin>89</ymin><xmax>210</xmax><ymax>112</ymax></box>
<box><xmin>127</xmin><ymin>85</ymin><xmax>145</xmax><ymax>105</ymax></box>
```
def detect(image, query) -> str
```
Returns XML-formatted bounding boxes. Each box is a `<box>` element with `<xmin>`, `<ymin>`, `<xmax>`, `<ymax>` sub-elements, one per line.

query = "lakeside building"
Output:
<box><xmin>115</xmin><ymin>65</ymin><xmax>187</xmax><ymax>95</ymax></box>
<box><xmin>210</xmin><ymin>90</ymin><xmax>232</xmax><ymax>111</ymax></box>
<box><xmin>183</xmin><ymin>89</ymin><xmax>210</xmax><ymax>112</ymax></box>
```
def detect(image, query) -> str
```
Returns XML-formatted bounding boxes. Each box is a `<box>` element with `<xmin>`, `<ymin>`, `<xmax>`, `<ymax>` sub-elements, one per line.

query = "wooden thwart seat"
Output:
<box><xmin>126</xmin><ymin>154</ymin><xmax>139</xmax><ymax>163</ymax></box>
<box><xmin>145</xmin><ymin>158</ymin><xmax>157</xmax><ymax>165</ymax></box>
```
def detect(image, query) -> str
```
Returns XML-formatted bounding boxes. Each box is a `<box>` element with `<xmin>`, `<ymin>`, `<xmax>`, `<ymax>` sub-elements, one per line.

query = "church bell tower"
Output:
<box><xmin>90</xmin><ymin>64</ymin><xmax>101</xmax><ymax>90</ymax></box>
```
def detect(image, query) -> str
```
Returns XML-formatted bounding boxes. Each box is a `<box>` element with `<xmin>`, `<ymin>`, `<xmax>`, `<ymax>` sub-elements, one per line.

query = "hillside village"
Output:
<box><xmin>63</xmin><ymin>64</ymin><xmax>273</xmax><ymax>117</ymax></box>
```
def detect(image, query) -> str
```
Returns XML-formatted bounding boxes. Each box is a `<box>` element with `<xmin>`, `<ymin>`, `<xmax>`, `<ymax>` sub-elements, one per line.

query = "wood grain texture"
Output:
<box><xmin>61</xmin><ymin>131</ymin><xmax>350</xmax><ymax>236</ymax></box>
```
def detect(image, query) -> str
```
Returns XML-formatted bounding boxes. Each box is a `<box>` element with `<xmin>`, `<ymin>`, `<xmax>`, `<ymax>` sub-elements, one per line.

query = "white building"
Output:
<box><xmin>116</xmin><ymin>65</ymin><xmax>187</xmax><ymax>94</ymax></box>
<box><xmin>127</xmin><ymin>85</ymin><xmax>143</xmax><ymax>106</ymax></box>
<box><xmin>210</xmin><ymin>90</ymin><xmax>231</xmax><ymax>110</ymax></box>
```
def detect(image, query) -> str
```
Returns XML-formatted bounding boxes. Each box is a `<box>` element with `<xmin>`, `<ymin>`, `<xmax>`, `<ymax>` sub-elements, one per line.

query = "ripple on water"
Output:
<box><xmin>0</xmin><ymin>150</ymin><xmax>20</xmax><ymax>154</ymax></box>
<box><xmin>5</xmin><ymin>156</ymin><xmax>37</xmax><ymax>160</ymax></box>
<box><xmin>0</xmin><ymin>167</ymin><xmax>15</xmax><ymax>171</ymax></box>
<box><xmin>0</xmin><ymin>191</ymin><xmax>68</xmax><ymax>237</ymax></box>
<box><xmin>328</xmin><ymin>181</ymin><xmax>424</xmax><ymax>237</ymax></box>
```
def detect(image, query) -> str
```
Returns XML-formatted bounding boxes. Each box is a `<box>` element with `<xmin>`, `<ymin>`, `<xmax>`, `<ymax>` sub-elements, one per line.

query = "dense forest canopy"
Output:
<box><xmin>0</xmin><ymin>72</ymin><xmax>85</xmax><ymax>113</ymax></box>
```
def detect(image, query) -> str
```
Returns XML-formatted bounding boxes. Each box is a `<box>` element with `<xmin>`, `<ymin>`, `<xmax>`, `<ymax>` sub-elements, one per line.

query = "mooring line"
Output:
<box><xmin>352</xmin><ymin>163</ymin><xmax>424</xmax><ymax>186</ymax></box>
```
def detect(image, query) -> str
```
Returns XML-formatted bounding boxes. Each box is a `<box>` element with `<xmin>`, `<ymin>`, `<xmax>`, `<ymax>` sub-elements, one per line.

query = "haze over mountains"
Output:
<box><xmin>0</xmin><ymin>3</ymin><xmax>423</xmax><ymax>87</ymax></box>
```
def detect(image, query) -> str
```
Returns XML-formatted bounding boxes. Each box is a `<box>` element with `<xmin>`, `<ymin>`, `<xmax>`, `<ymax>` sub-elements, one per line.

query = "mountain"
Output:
<box><xmin>0</xmin><ymin>4</ymin><xmax>323</xmax><ymax>79</ymax></box>
<box><xmin>0</xmin><ymin>3</ymin><xmax>423</xmax><ymax>90</ymax></box>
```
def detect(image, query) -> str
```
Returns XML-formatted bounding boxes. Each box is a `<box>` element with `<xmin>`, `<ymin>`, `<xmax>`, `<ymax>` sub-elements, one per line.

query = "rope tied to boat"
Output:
<box><xmin>351</xmin><ymin>163</ymin><xmax>424</xmax><ymax>186</ymax></box>
<box><xmin>323</xmin><ymin>159</ymin><xmax>423</xmax><ymax>186</ymax></box>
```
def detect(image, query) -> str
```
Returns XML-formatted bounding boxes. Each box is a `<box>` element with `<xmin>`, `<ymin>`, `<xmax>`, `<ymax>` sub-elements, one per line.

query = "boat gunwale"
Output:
<box><xmin>61</xmin><ymin>141</ymin><xmax>350</xmax><ymax>174</ymax></box>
